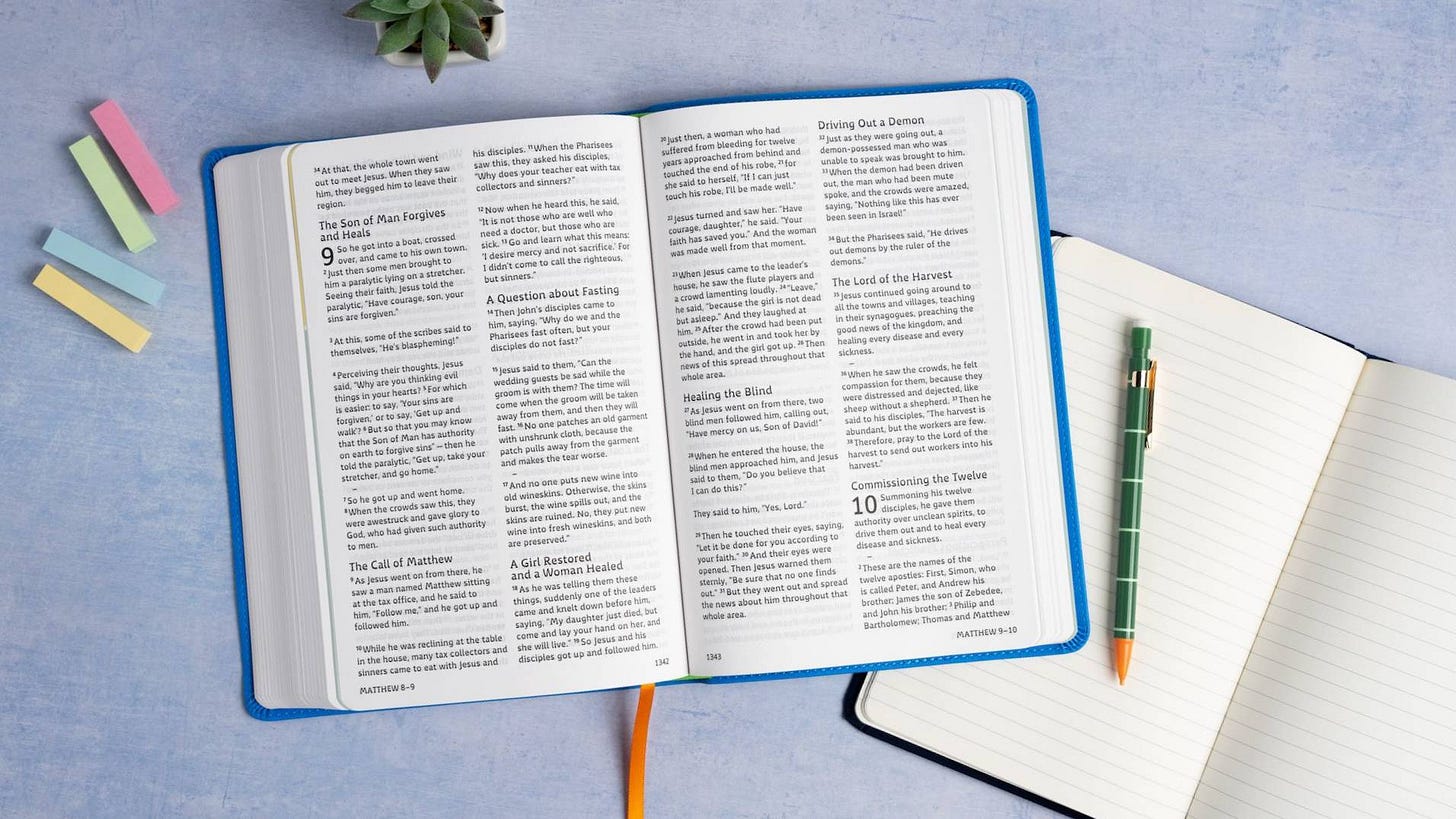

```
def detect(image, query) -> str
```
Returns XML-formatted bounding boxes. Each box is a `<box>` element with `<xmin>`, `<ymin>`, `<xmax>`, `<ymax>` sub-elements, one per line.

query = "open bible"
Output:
<box><xmin>852</xmin><ymin>237</ymin><xmax>1456</xmax><ymax>818</ymax></box>
<box><xmin>206</xmin><ymin>81</ymin><xmax>1088</xmax><ymax>718</ymax></box>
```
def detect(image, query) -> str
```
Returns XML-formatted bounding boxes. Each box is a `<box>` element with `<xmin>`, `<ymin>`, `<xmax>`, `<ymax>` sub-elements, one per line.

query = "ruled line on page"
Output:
<box><xmin>1345</xmin><ymin>394</ymin><xmax>1456</xmax><ymax>437</ymax></box>
<box><xmin>1324</xmin><ymin>421</ymin><xmax>1456</xmax><ymax>476</ymax></box>
<box><xmin>1279</xmin><ymin>546</ymin><xmax>1456</xmax><ymax>617</ymax></box>
<box><xmin>1199</xmin><ymin>732</ymin><xmax>1450</xmax><ymax>818</ymax></box>
<box><xmin>1231</xmin><ymin>663</ymin><xmax>1456</xmax><ymax>756</ymax></box>
<box><xmin>1327</xmin><ymin>431</ymin><xmax>1456</xmax><ymax>475</ymax></box>
<box><xmin>1318</xmin><ymin>468</ymin><xmax>1456</xmax><ymax>521</ymax></box>
<box><xmin>1246</xmin><ymin>631</ymin><xmax>1456</xmax><ymax>712</ymax></box>
<box><xmin>1277</xmin><ymin>523</ymin><xmax>1456</xmax><ymax>602</ymax></box>
<box><xmin>1339</xmin><ymin>405</ymin><xmax>1456</xmax><ymax>445</ymax></box>
<box><xmin>1256</xmin><ymin>563</ymin><xmax>1451</xmax><ymax>640</ymax></box>
<box><xmin>1201</xmin><ymin>746</ymin><xmax>1392</xmax><ymax>816</ymax></box>
<box><xmin>1298</xmin><ymin>503</ymin><xmax>1456</xmax><ymax>568</ymax></box>
<box><xmin>1217</xmin><ymin>696</ymin><xmax>1456</xmax><ymax>784</ymax></box>
<box><xmin>1308</xmin><ymin>478</ymin><xmax>1456</xmax><ymax>535</ymax></box>
<box><xmin>1258</xmin><ymin>602</ymin><xmax>1456</xmax><ymax>685</ymax></box>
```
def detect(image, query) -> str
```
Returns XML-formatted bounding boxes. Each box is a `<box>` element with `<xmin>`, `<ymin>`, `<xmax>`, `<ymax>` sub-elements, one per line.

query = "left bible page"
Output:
<box><xmin>282</xmin><ymin>115</ymin><xmax>686</xmax><ymax>710</ymax></box>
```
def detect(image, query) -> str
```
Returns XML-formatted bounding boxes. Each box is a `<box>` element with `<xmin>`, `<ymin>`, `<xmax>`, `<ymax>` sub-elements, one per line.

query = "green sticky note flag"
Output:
<box><xmin>69</xmin><ymin>136</ymin><xmax>155</xmax><ymax>252</ymax></box>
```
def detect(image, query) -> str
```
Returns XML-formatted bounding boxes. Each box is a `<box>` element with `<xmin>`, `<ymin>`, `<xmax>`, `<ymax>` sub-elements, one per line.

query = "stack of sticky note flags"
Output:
<box><xmin>34</xmin><ymin>100</ymin><xmax>178</xmax><ymax>352</ymax></box>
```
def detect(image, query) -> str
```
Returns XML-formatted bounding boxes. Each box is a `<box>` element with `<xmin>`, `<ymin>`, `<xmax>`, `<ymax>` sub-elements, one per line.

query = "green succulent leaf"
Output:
<box><xmin>403</xmin><ymin>7</ymin><xmax>426</xmax><ymax>36</ymax></box>
<box><xmin>370</xmin><ymin>0</ymin><xmax>417</xmax><ymax>13</ymax></box>
<box><xmin>425</xmin><ymin>1</ymin><xmax>451</xmax><ymax>40</ymax></box>
<box><xmin>468</xmin><ymin>0</ymin><xmax>504</xmax><ymax>15</ymax></box>
<box><xmin>422</xmin><ymin>28</ymin><xmax>449</xmax><ymax>82</ymax></box>
<box><xmin>406</xmin><ymin>0</ymin><xmax>433</xmax><ymax>8</ymax></box>
<box><xmin>443</xmin><ymin>0</ymin><xmax>478</xmax><ymax>28</ymax></box>
<box><xmin>344</xmin><ymin>0</ymin><xmax>407</xmax><ymax>21</ymax></box>
<box><xmin>450</xmin><ymin>21</ymin><xmax>490</xmax><ymax>59</ymax></box>
<box><xmin>376</xmin><ymin>16</ymin><xmax>423</xmax><ymax>54</ymax></box>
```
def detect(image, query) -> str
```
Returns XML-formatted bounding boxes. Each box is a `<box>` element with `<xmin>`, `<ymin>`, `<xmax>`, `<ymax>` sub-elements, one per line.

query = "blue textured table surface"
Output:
<box><xmin>3</xmin><ymin>2</ymin><xmax>1453</xmax><ymax>816</ymax></box>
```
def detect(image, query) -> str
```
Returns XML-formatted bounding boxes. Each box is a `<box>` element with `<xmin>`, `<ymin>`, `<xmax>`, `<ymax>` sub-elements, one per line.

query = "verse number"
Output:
<box><xmin>852</xmin><ymin>494</ymin><xmax>879</xmax><ymax>515</ymax></box>
<box><xmin>321</xmin><ymin>247</ymin><xmax>335</xmax><ymax>266</ymax></box>
<box><xmin>705</xmin><ymin>652</ymin><xmax>723</xmax><ymax>662</ymax></box>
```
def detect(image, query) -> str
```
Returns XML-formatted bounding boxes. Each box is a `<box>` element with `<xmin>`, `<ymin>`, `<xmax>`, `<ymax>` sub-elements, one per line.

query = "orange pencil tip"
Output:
<box><xmin>1113</xmin><ymin>638</ymin><xmax>1134</xmax><ymax>685</ymax></box>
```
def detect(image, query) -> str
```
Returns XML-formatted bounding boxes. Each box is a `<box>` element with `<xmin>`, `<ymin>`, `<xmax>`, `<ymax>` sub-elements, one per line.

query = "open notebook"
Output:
<box><xmin>851</xmin><ymin>237</ymin><xmax>1456</xmax><ymax>818</ymax></box>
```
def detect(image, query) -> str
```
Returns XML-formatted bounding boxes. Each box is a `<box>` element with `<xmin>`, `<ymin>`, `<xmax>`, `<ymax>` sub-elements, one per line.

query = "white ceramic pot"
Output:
<box><xmin>375</xmin><ymin>12</ymin><xmax>506</xmax><ymax>67</ymax></box>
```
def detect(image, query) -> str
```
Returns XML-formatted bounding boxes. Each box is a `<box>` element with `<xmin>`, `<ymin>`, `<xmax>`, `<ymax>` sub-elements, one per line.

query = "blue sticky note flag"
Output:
<box><xmin>42</xmin><ymin>228</ymin><xmax>165</xmax><ymax>305</ymax></box>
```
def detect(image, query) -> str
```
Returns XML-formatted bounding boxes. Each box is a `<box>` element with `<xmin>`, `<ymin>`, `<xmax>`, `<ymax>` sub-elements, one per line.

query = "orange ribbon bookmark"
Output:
<box><xmin>627</xmin><ymin>684</ymin><xmax>655</xmax><ymax>819</ymax></box>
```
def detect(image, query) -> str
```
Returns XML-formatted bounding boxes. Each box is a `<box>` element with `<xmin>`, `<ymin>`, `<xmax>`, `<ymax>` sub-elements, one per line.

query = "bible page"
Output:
<box><xmin>857</xmin><ymin>238</ymin><xmax>1367</xmax><ymax>818</ymax></box>
<box><xmin>1192</xmin><ymin>361</ymin><xmax>1456</xmax><ymax>818</ymax></box>
<box><xmin>640</xmin><ymin>89</ymin><xmax>1075</xmax><ymax>677</ymax></box>
<box><xmin>284</xmin><ymin>115</ymin><xmax>686</xmax><ymax>709</ymax></box>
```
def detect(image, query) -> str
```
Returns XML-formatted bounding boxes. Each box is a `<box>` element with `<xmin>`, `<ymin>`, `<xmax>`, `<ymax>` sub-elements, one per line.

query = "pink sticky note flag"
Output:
<box><xmin>89</xmin><ymin>100</ymin><xmax>179</xmax><ymax>215</ymax></box>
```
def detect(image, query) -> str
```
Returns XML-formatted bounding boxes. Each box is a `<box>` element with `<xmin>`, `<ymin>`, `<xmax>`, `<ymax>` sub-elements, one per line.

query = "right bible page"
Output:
<box><xmin>1192</xmin><ymin>361</ymin><xmax>1456</xmax><ymax>818</ymax></box>
<box><xmin>639</xmin><ymin>89</ymin><xmax>1075</xmax><ymax>678</ymax></box>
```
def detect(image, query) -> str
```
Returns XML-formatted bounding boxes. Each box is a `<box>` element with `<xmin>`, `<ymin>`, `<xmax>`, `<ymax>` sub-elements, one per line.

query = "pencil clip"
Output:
<box><xmin>1144</xmin><ymin>360</ymin><xmax>1157</xmax><ymax>449</ymax></box>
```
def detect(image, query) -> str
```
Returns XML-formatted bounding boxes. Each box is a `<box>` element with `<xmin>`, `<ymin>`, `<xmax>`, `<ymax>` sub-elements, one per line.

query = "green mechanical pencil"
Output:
<box><xmin>1114</xmin><ymin>326</ymin><xmax>1155</xmax><ymax>685</ymax></box>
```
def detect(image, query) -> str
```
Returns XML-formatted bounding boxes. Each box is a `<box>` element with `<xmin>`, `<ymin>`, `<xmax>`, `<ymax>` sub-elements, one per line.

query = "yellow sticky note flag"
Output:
<box><xmin>33</xmin><ymin>264</ymin><xmax>152</xmax><ymax>352</ymax></box>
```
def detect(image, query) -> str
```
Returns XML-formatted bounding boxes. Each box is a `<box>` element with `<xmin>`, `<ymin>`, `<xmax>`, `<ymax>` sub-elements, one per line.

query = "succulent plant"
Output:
<box><xmin>345</xmin><ymin>0</ymin><xmax>504</xmax><ymax>83</ymax></box>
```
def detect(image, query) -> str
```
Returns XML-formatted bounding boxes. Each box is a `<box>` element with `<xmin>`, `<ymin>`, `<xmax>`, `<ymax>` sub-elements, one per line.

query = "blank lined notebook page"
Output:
<box><xmin>1192</xmin><ymin>361</ymin><xmax>1456</xmax><ymax>818</ymax></box>
<box><xmin>857</xmin><ymin>238</ymin><xmax>1366</xmax><ymax>818</ymax></box>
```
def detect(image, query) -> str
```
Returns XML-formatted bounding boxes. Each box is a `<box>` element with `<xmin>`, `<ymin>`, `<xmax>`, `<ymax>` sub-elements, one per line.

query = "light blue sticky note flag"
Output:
<box><xmin>42</xmin><ymin>228</ymin><xmax>165</xmax><ymax>305</ymax></box>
